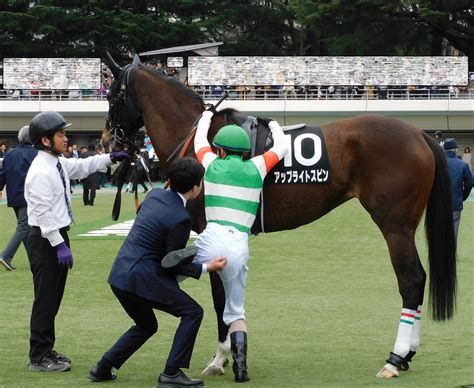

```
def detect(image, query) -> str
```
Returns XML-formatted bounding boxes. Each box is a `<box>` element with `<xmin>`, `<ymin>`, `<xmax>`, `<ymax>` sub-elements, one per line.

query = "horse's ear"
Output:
<box><xmin>132</xmin><ymin>54</ymin><xmax>141</xmax><ymax>67</ymax></box>
<box><xmin>105</xmin><ymin>50</ymin><xmax>122</xmax><ymax>79</ymax></box>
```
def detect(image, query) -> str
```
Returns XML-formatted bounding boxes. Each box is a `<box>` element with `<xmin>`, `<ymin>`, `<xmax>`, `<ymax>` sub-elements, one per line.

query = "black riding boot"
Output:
<box><xmin>230</xmin><ymin>331</ymin><xmax>250</xmax><ymax>383</ymax></box>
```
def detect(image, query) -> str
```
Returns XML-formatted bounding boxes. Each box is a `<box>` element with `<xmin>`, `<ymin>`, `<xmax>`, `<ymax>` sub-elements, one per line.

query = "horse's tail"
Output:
<box><xmin>423</xmin><ymin>132</ymin><xmax>456</xmax><ymax>320</ymax></box>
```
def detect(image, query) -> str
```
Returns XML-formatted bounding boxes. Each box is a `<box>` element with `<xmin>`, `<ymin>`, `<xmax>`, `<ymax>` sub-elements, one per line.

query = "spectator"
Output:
<box><xmin>0</xmin><ymin>126</ymin><xmax>37</xmax><ymax>271</ymax></box>
<box><xmin>125</xmin><ymin>149</ymin><xmax>149</xmax><ymax>193</ymax></box>
<box><xmin>434</xmin><ymin>130</ymin><xmax>444</xmax><ymax>147</ymax></box>
<box><xmin>155</xmin><ymin>62</ymin><xmax>168</xmax><ymax>76</ymax></box>
<box><xmin>71</xmin><ymin>144</ymin><xmax>80</xmax><ymax>158</ymax></box>
<box><xmin>444</xmin><ymin>138</ymin><xmax>473</xmax><ymax>244</ymax></box>
<box><xmin>145</xmin><ymin>61</ymin><xmax>154</xmax><ymax>71</ymax></box>
<box><xmin>0</xmin><ymin>144</ymin><xmax>6</xmax><ymax>158</ymax></box>
<box><xmin>63</xmin><ymin>146</ymin><xmax>73</xmax><ymax>158</ymax></box>
<box><xmin>96</xmin><ymin>144</ymin><xmax>108</xmax><ymax>187</ymax></box>
<box><xmin>81</xmin><ymin>144</ymin><xmax>101</xmax><ymax>206</ymax></box>
<box><xmin>462</xmin><ymin>146</ymin><xmax>472</xmax><ymax>172</ymax></box>
<box><xmin>168</xmin><ymin>67</ymin><xmax>180</xmax><ymax>80</ymax></box>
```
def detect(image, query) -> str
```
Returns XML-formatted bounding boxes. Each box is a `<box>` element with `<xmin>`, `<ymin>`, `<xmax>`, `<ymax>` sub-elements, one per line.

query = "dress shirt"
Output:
<box><xmin>176</xmin><ymin>190</ymin><xmax>207</xmax><ymax>274</ymax></box>
<box><xmin>25</xmin><ymin>150</ymin><xmax>112</xmax><ymax>246</ymax></box>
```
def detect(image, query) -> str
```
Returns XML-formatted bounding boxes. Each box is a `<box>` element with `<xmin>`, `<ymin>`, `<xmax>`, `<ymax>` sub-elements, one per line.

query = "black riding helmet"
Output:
<box><xmin>29</xmin><ymin>111</ymin><xmax>71</xmax><ymax>152</ymax></box>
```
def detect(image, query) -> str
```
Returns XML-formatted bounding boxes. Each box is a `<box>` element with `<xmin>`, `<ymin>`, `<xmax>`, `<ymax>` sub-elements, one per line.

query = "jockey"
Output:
<box><xmin>193</xmin><ymin>110</ymin><xmax>288</xmax><ymax>382</ymax></box>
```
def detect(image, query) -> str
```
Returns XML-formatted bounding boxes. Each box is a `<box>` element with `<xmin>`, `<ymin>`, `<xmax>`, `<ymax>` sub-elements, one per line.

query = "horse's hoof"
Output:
<box><xmin>376</xmin><ymin>366</ymin><xmax>399</xmax><ymax>378</ymax></box>
<box><xmin>202</xmin><ymin>364</ymin><xmax>225</xmax><ymax>375</ymax></box>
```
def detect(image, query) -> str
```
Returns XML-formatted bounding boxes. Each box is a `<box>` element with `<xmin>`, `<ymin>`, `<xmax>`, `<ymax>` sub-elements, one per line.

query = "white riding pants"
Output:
<box><xmin>193</xmin><ymin>222</ymin><xmax>249</xmax><ymax>325</ymax></box>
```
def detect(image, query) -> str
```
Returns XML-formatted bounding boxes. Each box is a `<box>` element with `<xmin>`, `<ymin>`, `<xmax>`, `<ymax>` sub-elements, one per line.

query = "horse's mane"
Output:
<box><xmin>137</xmin><ymin>64</ymin><xmax>204</xmax><ymax>107</ymax></box>
<box><xmin>215</xmin><ymin>107</ymin><xmax>240</xmax><ymax>117</ymax></box>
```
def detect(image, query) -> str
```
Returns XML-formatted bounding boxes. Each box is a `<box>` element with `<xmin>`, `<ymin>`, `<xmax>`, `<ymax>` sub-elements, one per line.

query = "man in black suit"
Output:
<box><xmin>88</xmin><ymin>157</ymin><xmax>227</xmax><ymax>387</ymax></box>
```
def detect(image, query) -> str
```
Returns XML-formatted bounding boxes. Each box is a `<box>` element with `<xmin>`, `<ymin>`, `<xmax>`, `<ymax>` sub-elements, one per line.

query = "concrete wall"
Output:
<box><xmin>0</xmin><ymin>99</ymin><xmax>472</xmax><ymax>149</ymax></box>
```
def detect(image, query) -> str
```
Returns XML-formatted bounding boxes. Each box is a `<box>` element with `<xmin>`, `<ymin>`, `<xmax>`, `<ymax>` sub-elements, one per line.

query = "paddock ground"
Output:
<box><xmin>0</xmin><ymin>188</ymin><xmax>472</xmax><ymax>387</ymax></box>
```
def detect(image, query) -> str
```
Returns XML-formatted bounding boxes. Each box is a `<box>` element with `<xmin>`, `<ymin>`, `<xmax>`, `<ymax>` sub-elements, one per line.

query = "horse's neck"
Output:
<box><xmin>136</xmin><ymin>72</ymin><xmax>202</xmax><ymax>165</ymax></box>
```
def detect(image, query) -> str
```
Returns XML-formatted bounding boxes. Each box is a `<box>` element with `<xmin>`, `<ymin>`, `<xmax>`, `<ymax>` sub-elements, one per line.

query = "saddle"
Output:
<box><xmin>225</xmin><ymin>111</ymin><xmax>305</xmax><ymax>159</ymax></box>
<box><xmin>225</xmin><ymin>112</ymin><xmax>306</xmax><ymax>235</ymax></box>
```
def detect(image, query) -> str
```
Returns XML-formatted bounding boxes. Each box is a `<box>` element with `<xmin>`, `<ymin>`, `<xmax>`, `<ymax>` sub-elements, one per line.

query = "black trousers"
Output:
<box><xmin>103</xmin><ymin>286</ymin><xmax>203</xmax><ymax>370</ymax></box>
<box><xmin>26</xmin><ymin>227</ymin><xmax>69</xmax><ymax>363</ymax></box>
<box><xmin>83</xmin><ymin>188</ymin><xmax>96</xmax><ymax>205</ymax></box>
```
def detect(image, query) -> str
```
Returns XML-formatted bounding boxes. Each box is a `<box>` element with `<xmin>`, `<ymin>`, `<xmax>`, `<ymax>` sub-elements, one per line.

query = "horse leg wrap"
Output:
<box><xmin>399</xmin><ymin>350</ymin><xmax>417</xmax><ymax>371</ymax></box>
<box><xmin>231</xmin><ymin>331</ymin><xmax>250</xmax><ymax>383</ymax></box>
<box><xmin>386</xmin><ymin>352</ymin><xmax>409</xmax><ymax>371</ymax></box>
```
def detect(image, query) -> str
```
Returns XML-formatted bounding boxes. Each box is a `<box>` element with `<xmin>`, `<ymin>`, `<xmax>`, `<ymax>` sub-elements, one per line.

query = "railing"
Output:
<box><xmin>0</xmin><ymin>86</ymin><xmax>473</xmax><ymax>101</ymax></box>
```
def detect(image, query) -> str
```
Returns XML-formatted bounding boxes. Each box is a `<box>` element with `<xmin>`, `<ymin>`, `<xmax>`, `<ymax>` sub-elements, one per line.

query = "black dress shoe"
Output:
<box><xmin>88</xmin><ymin>364</ymin><xmax>117</xmax><ymax>382</ymax></box>
<box><xmin>161</xmin><ymin>246</ymin><xmax>198</xmax><ymax>269</ymax></box>
<box><xmin>158</xmin><ymin>369</ymin><xmax>203</xmax><ymax>387</ymax></box>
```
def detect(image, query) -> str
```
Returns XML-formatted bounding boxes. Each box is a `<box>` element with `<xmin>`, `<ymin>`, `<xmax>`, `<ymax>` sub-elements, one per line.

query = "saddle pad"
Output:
<box><xmin>264</xmin><ymin>126</ymin><xmax>331</xmax><ymax>185</ymax></box>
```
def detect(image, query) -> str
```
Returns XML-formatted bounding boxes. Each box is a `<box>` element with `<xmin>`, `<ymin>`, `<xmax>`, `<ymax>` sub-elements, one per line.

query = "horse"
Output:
<box><xmin>102</xmin><ymin>53</ymin><xmax>456</xmax><ymax>379</ymax></box>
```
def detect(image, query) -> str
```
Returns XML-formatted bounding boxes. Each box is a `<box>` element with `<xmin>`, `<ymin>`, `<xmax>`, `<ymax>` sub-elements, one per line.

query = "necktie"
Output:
<box><xmin>56</xmin><ymin>160</ymin><xmax>74</xmax><ymax>223</ymax></box>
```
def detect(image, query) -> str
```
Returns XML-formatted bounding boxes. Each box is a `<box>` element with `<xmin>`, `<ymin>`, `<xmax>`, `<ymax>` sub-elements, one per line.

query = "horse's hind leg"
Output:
<box><xmin>376</xmin><ymin>232</ymin><xmax>426</xmax><ymax>378</ymax></box>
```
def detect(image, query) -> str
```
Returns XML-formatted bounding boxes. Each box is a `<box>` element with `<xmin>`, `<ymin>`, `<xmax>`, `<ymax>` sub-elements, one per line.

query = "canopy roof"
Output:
<box><xmin>140</xmin><ymin>42</ymin><xmax>223</xmax><ymax>57</ymax></box>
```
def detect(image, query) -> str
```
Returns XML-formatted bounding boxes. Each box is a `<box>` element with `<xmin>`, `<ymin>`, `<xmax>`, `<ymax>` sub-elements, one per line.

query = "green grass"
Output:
<box><xmin>0</xmin><ymin>191</ymin><xmax>472</xmax><ymax>387</ymax></box>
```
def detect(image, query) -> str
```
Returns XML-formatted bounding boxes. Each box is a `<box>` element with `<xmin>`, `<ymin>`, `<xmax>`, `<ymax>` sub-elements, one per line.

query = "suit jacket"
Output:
<box><xmin>108</xmin><ymin>188</ymin><xmax>202</xmax><ymax>305</ymax></box>
<box><xmin>81</xmin><ymin>150</ymin><xmax>100</xmax><ymax>189</ymax></box>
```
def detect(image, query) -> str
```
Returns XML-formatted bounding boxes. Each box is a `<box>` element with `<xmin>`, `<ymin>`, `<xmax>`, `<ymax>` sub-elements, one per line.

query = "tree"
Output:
<box><xmin>0</xmin><ymin>0</ymin><xmax>471</xmax><ymax>71</ymax></box>
<box><xmin>290</xmin><ymin>0</ymin><xmax>473</xmax><ymax>70</ymax></box>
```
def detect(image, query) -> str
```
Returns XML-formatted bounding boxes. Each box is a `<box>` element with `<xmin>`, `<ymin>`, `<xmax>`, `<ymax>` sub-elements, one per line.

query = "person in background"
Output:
<box><xmin>0</xmin><ymin>126</ymin><xmax>37</xmax><ymax>271</ymax></box>
<box><xmin>96</xmin><ymin>144</ymin><xmax>109</xmax><ymax>187</ymax></box>
<box><xmin>462</xmin><ymin>146</ymin><xmax>472</xmax><ymax>172</ymax></box>
<box><xmin>63</xmin><ymin>146</ymin><xmax>73</xmax><ymax>158</ymax></box>
<box><xmin>81</xmin><ymin>144</ymin><xmax>101</xmax><ymax>206</ymax></box>
<box><xmin>193</xmin><ymin>110</ymin><xmax>289</xmax><ymax>382</ymax></box>
<box><xmin>443</xmin><ymin>138</ymin><xmax>473</xmax><ymax>244</ymax></box>
<box><xmin>434</xmin><ymin>130</ymin><xmax>444</xmax><ymax>147</ymax></box>
<box><xmin>125</xmin><ymin>149</ymin><xmax>149</xmax><ymax>194</ymax></box>
<box><xmin>71</xmin><ymin>144</ymin><xmax>80</xmax><ymax>158</ymax></box>
<box><xmin>0</xmin><ymin>144</ymin><xmax>6</xmax><ymax>158</ymax></box>
<box><xmin>24</xmin><ymin>111</ymin><xmax>129</xmax><ymax>372</ymax></box>
<box><xmin>88</xmin><ymin>157</ymin><xmax>227</xmax><ymax>386</ymax></box>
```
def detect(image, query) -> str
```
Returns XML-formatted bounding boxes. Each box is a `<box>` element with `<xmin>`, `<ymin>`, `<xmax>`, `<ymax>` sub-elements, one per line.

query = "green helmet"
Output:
<box><xmin>212</xmin><ymin>125</ymin><xmax>250</xmax><ymax>152</ymax></box>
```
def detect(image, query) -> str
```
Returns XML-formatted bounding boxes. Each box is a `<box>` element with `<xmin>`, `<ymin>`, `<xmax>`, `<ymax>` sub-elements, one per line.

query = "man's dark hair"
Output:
<box><xmin>169</xmin><ymin>157</ymin><xmax>204</xmax><ymax>194</ymax></box>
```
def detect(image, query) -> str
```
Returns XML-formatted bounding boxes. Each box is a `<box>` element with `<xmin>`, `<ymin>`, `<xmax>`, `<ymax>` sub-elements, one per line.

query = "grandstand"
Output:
<box><xmin>0</xmin><ymin>57</ymin><xmax>472</xmax><ymax>150</ymax></box>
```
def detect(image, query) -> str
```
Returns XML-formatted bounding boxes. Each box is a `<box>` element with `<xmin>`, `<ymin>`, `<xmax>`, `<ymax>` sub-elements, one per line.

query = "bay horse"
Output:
<box><xmin>102</xmin><ymin>53</ymin><xmax>456</xmax><ymax>379</ymax></box>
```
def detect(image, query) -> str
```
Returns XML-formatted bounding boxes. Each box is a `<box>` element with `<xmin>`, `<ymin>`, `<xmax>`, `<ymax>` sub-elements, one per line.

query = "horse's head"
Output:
<box><xmin>102</xmin><ymin>52</ymin><xmax>144</xmax><ymax>152</ymax></box>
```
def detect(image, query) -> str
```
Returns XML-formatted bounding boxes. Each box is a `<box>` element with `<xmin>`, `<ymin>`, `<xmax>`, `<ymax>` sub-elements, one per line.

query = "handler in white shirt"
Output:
<box><xmin>24</xmin><ymin>111</ymin><xmax>129</xmax><ymax>373</ymax></box>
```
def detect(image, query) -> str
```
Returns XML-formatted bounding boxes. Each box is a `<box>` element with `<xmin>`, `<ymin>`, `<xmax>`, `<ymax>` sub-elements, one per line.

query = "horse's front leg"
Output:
<box><xmin>376</xmin><ymin>235</ymin><xmax>426</xmax><ymax>378</ymax></box>
<box><xmin>202</xmin><ymin>272</ymin><xmax>231</xmax><ymax>375</ymax></box>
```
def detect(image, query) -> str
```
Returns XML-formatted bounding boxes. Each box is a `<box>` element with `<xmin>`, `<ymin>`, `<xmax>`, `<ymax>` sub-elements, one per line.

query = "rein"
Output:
<box><xmin>163</xmin><ymin>123</ymin><xmax>199</xmax><ymax>190</ymax></box>
<box><xmin>163</xmin><ymin>92</ymin><xmax>230</xmax><ymax>189</ymax></box>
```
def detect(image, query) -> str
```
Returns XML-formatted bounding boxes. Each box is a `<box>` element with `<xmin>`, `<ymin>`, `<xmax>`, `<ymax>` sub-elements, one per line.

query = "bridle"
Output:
<box><xmin>106</xmin><ymin>64</ymin><xmax>143</xmax><ymax>152</ymax></box>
